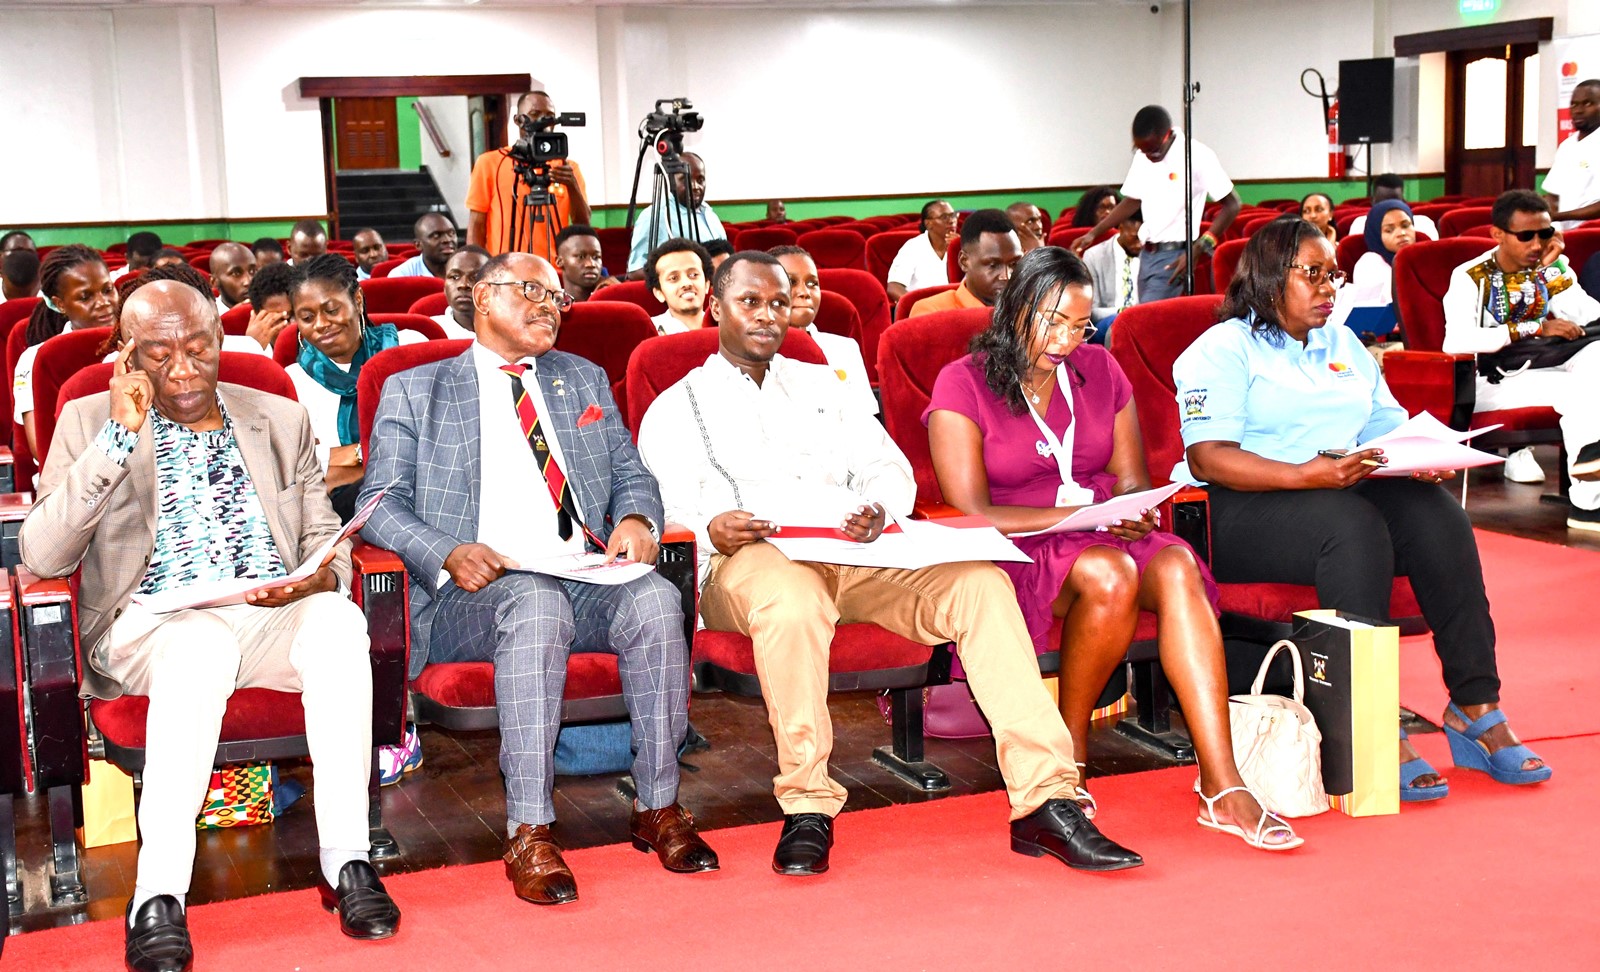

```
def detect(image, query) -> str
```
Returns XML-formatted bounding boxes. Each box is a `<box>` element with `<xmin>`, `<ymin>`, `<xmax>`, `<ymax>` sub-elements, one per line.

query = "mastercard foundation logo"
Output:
<box><xmin>1563</xmin><ymin>62</ymin><xmax>1579</xmax><ymax>78</ymax></box>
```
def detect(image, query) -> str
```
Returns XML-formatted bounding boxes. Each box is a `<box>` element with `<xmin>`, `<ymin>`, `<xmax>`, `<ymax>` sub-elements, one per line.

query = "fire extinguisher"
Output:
<box><xmin>1327</xmin><ymin>97</ymin><xmax>1345</xmax><ymax>179</ymax></box>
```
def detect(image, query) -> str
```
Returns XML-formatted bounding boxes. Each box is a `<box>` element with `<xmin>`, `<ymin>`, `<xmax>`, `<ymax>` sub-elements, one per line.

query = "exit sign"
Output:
<box><xmin>1461</xmin><ymin>0</ymin><xmax>1499</xmax><ymax>14</ymax></box>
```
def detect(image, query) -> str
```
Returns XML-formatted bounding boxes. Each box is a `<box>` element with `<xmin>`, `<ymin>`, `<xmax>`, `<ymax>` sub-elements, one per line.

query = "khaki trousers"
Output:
<box><xmin>100</xmin><ymin>592</ymin><xmax>373</xmax><ymax>896</ymax></box>
<box><xmin>700</xmin><ymin>542</ymin><xmax>1079</xmax><ymax>821</ymax></box>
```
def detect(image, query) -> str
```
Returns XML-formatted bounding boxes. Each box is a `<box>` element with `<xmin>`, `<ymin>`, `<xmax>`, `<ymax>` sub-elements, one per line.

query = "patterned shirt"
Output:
<box><xmin>97</xmin><ymin>398</ymin><xmax>285</xmax><ymax>595</ymax></box>
<box><xmin>1461</xmin><ymin>254</ymin><xmax>1575</xmax><ymax>339</ymax></box>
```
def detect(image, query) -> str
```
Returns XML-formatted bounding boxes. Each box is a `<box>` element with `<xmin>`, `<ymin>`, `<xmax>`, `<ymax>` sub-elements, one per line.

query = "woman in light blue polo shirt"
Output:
<box><xmin>1172</xmin><ymin>218</ymin><xmax>1551</xmax><ymax>800</ymax></box>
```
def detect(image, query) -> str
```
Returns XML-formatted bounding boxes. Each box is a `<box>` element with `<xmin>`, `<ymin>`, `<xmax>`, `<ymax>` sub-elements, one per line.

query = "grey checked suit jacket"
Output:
<box><xmin>19</xmin><ymin>384</ymin><xmax>351</xmax><ymax>700</ymax></box>
<box><xmin>358</xmin><ymin>347</ymin><xmax>663</xmax><ymax>675</ymax></box>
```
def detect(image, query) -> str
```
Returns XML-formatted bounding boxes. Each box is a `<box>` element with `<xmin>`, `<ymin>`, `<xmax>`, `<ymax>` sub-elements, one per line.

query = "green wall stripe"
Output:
<box><xmin>396</xmin><ymin>97</ymin><xmax>423</xmax><ymax>172</ymax></box>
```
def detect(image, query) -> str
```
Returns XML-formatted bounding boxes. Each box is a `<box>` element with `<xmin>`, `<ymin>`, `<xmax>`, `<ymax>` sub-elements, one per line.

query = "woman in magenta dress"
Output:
<box><xmin>925</xmin><ymin>246</ymin><xmax>1299</xmax><ymax>850</ymax></box>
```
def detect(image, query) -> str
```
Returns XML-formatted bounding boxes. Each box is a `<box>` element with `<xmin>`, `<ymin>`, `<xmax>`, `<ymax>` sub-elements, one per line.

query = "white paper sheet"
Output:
<box><xmin>1362</xmin><ymin>412</ymin><xmax>1505</xmax><ymax>476</ymax></box>
<box><xmin>1010</xmin><ymin>482</ymin><xmax>1187</xmax><ymax>538</ymax></box>
<box><xmin>766</xmin><ymin>517</ymin><xmax>1032</xmax><ymax>569</ymax></box>
<box><xmin>507</xmin><ymin>553</ymin><xmax>657</xmax><ymax>586</ymax></box>
<box><xmin>130</xmin><ymin>488</ymin><xmax>386</xmax><ymax>615</ymax></box>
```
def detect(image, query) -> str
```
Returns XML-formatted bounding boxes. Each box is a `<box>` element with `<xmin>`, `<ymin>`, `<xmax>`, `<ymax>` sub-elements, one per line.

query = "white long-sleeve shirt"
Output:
<box><xmin>637</xmin><ymin>352</ymin><xmax>915</xmax><ymax>582</ymax></box>
<box><xmin>1442</xmin><ymin>247</ymin><xmax>1600</xmax><ymax>355</ymax></box>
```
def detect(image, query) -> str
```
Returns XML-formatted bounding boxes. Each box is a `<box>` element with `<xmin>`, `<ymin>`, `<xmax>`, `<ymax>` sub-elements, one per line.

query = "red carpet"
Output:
<box><xmin>1401</xmin><ymin>530</ymin><xmax>1600</xmax><ymax>741</ymax></box>
<box><xmin>8</xmin><ymin>733</ymin><xmax>1595</xmax><ymax>970</ymax></box>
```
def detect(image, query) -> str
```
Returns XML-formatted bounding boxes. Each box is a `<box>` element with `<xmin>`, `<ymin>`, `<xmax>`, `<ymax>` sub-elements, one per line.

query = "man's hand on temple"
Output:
<box><xmin>109</xmin><ymin>342</ymin><xmax>154</xmax><ymax>433</ymax></box>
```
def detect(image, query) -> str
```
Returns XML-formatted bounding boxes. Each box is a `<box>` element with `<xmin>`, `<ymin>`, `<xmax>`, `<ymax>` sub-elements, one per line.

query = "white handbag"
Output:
<box><xmin>1228</xmin><ymin>640</ymin><xmax>1329</xmax><ymax>818</ymax></box>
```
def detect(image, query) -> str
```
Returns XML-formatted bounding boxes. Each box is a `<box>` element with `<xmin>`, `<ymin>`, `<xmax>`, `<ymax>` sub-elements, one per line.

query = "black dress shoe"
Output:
<box><xmin>772</xmin><ymin>812</ymin><xmax>834</xmax><ymax>876</ymax></box>
<box><xmin>1010</xmin><ymin>798</ymin><xmax>1143</xmax><ymax>872</ymax></box>
<box><xmin>317</xmin><ymin>860</ymin><xmax>402</xmax><ymax>939</ymax></box>
<box><xmin>125</xmin><ymin>894</ymin><xmax>193</xmax><ymax>972</ymax></box>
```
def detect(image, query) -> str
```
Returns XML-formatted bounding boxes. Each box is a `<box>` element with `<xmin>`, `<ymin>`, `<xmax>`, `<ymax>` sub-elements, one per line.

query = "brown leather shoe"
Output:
<box><xmin>503</xmin><ymin>824</ymin><xmax>579</xmax><ymax>905</ymax></box>
<box><xmin>629</xmin><ymin>803</ymin><xmax>719</xmax><ymax>873</ymax></box>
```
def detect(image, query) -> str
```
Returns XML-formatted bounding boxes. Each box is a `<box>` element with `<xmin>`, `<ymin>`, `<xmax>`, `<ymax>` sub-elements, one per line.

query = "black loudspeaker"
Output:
<box><xmin>1340</xmin><ymin>57</ymin><xmax>1395</xmax><ymax>144</ymax></box>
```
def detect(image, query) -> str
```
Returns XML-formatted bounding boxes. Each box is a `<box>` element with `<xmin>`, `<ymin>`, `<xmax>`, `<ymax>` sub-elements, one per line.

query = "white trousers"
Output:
<box><xmin>100</xmin><ymin>591</ymin><xmax>373</xmax><ymax>896</ymax></box>
<box><xmin>1475</xmin><ymin>341</ymin><xmax>1600</xmax><ymax>510</ymax></box>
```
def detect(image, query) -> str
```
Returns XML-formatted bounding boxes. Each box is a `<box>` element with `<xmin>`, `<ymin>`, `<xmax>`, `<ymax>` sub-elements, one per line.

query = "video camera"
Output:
<box><xmin>641</xmin><ymin>98</ymin><xmax>703</xmax><ymax>160</ymax></box>
<box><xmin>509</xmin><ymin>110</ymin><xmax>586</xmax><ymax>169</ymax></box>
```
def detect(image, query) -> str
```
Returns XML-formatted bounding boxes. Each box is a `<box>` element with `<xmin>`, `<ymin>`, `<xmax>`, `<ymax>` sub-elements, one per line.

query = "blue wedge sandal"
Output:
<box><xmin>1442</xmin><ymin>703</ymin><xmax>1553</xmax><ymax>785</ymax></box>
<box><xmin>1399</xmin><ymin>728</ymin><xmax>1449</xmax><ymax>802</ymax></box>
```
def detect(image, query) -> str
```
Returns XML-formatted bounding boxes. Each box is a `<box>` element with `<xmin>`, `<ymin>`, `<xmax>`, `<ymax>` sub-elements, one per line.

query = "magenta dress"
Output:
<box><xmin>924</xmin><ymin>347</ymin><xmax>1219</xmax><ymax>652</ymax></box>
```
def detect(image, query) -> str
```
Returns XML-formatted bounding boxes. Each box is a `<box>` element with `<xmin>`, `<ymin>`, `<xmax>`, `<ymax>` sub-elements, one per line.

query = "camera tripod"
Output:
<box><xmin>625</xmin><ymin>133</ymin><xmax>700</xmax><ymax>249</ymax></box>
<box><xmin>507</xmin><ymin>162</ymin><xmax>565</xmax><ymax>263</ymax></box>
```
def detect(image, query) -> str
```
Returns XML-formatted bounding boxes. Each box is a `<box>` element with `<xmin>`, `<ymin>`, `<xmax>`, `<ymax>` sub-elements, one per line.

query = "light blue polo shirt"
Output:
<box><xmin>627</xmin><ymin>201</ymin><xmax>728</xmax><ymax>272</ymax></box>
<box><xmin>1170</xmin><ymin>317</ymin><xmax>1406</xmax><ymax>485</ymax></box>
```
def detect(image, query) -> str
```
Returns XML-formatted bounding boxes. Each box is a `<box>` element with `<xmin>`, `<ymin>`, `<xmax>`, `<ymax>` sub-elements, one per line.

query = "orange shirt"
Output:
<box><xmin>465</xmin><ymin>150</ymin><xmax>586</xmax><ymax>259</ymax></box>
<box><xmin>908</xmin><ymin>281</ymin><xmax>985</xmax><ymax>318</ymax></box>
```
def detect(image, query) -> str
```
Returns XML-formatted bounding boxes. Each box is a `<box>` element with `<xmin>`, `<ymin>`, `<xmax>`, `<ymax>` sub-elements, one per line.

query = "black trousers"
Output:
<box><xmin>1207</xmin><ymin>477</ymin><xmax>1499</xmax><ymax>706</ymax></box>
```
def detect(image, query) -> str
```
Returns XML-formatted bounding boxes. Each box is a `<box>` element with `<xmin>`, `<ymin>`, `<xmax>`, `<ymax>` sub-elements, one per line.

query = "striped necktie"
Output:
<box><xmin>500</xmin><ymin>364</ymin><xmax>602</xmax><ymax>550</ymax></box>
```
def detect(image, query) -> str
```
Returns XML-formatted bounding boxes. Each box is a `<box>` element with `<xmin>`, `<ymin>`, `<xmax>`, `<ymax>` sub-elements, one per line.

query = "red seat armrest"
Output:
<box><xmin>1382</xmin><ymin>350</ymin><xmax>1477</xmax><ymax>429</ymax></box>
<box><xmin>912</xmin><ymin>500</ymin><xmax>965</xmax><ymax>520</ymax></box>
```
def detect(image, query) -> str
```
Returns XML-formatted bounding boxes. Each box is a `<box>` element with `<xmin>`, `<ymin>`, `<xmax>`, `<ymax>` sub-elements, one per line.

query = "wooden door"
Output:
<box><xmin>1445</xmin><ymin>43</ymin><xmax>1538</xmax><ymax>196</ymax></box>
<box><xmin>334</xmin><ymin>97</ymin><xmax>399</xmax><ymax>170</ymax></box>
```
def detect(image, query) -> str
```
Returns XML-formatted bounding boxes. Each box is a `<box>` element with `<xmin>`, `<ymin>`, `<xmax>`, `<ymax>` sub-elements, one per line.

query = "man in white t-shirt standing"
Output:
<box><xmin>1073</xmin><ymin>105</ymin><xmax>1241</xmax><ymax>304</ymax></box>
<box><xmin>1543</xmin><ymin>79</ymin><xmax>1600</xmax><ymax>231</ymax></box>
<box><xmin>886</xmin><ymin>199</ymin><xmax>958</xmax><ymax>306</ymax></box>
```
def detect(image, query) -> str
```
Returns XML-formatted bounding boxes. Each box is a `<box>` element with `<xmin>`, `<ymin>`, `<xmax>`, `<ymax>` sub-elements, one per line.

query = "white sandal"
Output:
<box><xmin>1197</xmin><ymin>786</ymin><xmax>1304</xmax><ymax>851</ymax></box>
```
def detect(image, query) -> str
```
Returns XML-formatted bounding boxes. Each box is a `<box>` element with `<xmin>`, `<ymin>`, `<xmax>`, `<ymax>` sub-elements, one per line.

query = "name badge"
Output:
<box><xmin>1057</xmin><ymin>483</ymin><xmax>1096</xmax><ymax>508</ymax></box>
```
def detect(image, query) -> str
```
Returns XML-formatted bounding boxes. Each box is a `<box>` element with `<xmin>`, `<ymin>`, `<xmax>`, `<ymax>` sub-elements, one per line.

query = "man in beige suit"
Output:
<box><xmin>20</xmin><ymin>282</ymin><xmax>400</xmax><ymax>972</ymax></box>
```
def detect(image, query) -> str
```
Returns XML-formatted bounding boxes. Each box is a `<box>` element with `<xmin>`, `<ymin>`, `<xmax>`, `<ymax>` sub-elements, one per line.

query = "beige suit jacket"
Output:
<box><xmin>18</xmin><ymin>383</ymin><xmax>352</xmax><ymax>700</ymax></box>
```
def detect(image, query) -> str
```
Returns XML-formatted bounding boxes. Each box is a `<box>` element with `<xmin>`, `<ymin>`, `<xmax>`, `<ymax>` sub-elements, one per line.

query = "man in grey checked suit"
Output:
<box><xmin>359</xmin><ymin>252</ymin><xmax>717</xmax><ymax>905</ymax></box>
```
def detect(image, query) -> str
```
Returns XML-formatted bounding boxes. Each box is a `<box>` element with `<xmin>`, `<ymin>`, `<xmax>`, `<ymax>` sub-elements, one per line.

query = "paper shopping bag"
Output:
<box><xmin>1292</xmin><ymin>610</ymin><xmax>1400</xmax><ymax>817</ymax></box>
<box><xmin>79</xmin><ymin>758</ymin><xmax>138</xmax><ymax>848</ymax></box>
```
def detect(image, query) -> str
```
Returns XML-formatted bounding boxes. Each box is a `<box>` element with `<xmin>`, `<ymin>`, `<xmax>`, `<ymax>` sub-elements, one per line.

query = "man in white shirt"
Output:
<box><xmin>208</xmin><ymin>242</ymin><xmax>255</xmax><ymax>314</ymax></box>
<box><xmin>432</xmin><ymin>245</ymin><xmax>490</xmax><ymax>341</ymax></box>
<box><xmin>361</xmin><ymin>251</ymin><xmax>718</xmax><ymax>904</ymax></box>
<box><xmin>1442</xmin><ymin>190</ymin><xmax>1600</xmax><ymax>530</ymax></box>
<box><xmin>636</xmin><ymin>251</ymin><xmax>1140</xmax><ymax>878</ymax></box>
<box><xmin>770</xmin><ymin>245</ymin><xmax>878</xmax><ymax>416</ymax></box>
<box><xmin>645</xmin><ymin>238</ymin><xmax>710</xmax><ymax>335</ymax></box>
<box><xmin>1349</xmin><ymin>174</ymin><xmax>1440</xmax><ymax>239</ymax></box>
<box><xmin>388</xmin><ymin>213</ymin><xmax>457</xmax><ymax>279</ymax></box>
<box><xmin>1543</xmin><ymin>79</ymin><xmax>1600</xmax><ymax>231</ymax></box>
<box><xmin>887</xmin><ymin>199</ymin><xmax>958</xmax><ymax>306</ymax></box>
<box><xmin>1082</xmin><ymin>208</ymin><xmax>1143</xmax><ymax>333</ymax></box>
<box><xmin>352</xmin><ymin>228</ymin><xmax>389</xmax><ymax>281</ymax></box>
<box><xmin>626</xmin><ymin>153</ymin><xmax>727</xmax><ymax>275</ymax></box>
<box><xmin>1073</xmin><ymin>105</ymin><xmax>1241</xmax><ymax>303</ymax></box>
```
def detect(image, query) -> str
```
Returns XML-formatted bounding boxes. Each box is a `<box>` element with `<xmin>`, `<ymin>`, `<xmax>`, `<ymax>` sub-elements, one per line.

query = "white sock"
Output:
<box><xmin>128</xmin><ymin>886</ymin><xmax>184</xmax><ymax>926</ymax></box>
<box><xmin>319</xmin><ymin>848</ymin><xmax>369</xmax><ymax>888</ymax></box>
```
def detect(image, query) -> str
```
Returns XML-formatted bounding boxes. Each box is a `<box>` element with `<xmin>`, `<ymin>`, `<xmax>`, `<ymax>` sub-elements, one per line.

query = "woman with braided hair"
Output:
<box><xmin>15</xmin><ymin>244</ymin><xmax>117</xmax><ymax>457</ymax></box>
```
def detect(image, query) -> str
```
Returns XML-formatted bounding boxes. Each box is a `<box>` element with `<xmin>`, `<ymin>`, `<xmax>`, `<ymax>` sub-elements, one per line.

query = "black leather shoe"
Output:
<box><xmin>125</xmin><ymin>894</ymin><xmax>193</xmax><ymax>972</ymax></box>
<box><xmin>317</xmin><ymin>860</ymin><xmax>402</xmax><ymax>939</ymax></box>
<box><xmin>1010</xmin><ymin>798</ymin><xmax>1143</xmax><ymax>872</ymax></box>
<box><xmin>772</xmin><ymin>812</ymin><xmax>834</xmax><ymax>876</ymax></box>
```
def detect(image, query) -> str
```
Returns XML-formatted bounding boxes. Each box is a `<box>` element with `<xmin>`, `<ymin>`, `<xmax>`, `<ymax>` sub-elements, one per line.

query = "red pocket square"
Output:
<box><xmin>577</xmin><ymin>404</ymin><xmax>605</xmax><ymax>428</ymax></box>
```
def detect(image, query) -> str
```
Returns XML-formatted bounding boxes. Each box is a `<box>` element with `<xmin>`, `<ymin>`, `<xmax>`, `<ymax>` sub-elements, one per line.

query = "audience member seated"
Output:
<box><xmin>252</xmin><ymin>236</ymin><xmax>286</xmax><ymax>268</ymax></box>
<box><xmin>637</xmin><ymin>251</ymin><xmax>1141</xmax><ymax>878</ymax></box>
<box><xmin>645</xmin><ymin>237</ymin><xmax>711</xmax><ymax>335</ymax></box>
<box><xmin>20</xmin><ymin>280</ymin><xmax>400</xmax><ymax>972</ymax></box>
<box><xmin>1</xmin><ymin>246</ymin><xmax>40</xmax><ymax>305</ymax></box>
<box><xmin>1007</xmin><ymin>201</ymin><xmax>1047</xmax><ymax>253</ymax></box>
<box><xmin>288</xmin><ymin>219</ymin><xmax>329</xmax><ymax>266</ymax></box>
<box><xmin>433</xmin><ymin>246</ymin><xmax>491</xmax><ymax>341</ymax></box>
<box><xmin>554</xmin><ymin>225</ymin><xmax>609</xmax><ymax>303</ymax></box>
<box><xmin>766</xmin><ymin>199</ymin><xmax>788</xmax><ymax>223</ymax></box>
<box><xmin>1327</xmin><ymin>200</ymin><xmax>1411</xmax><ymax>344</ymax></box>
<box><xmin>243</xmin><ymin>261</ymin><xmax>297</xmax><ymax>352</ymax></box>
<box><xmin>361</xmin><ymin>251</ymin><xmax>718</xmax><ymax>905</ymax></box>
<box><xmin>908</xmin><ymin>209</ymin><xmax>1021</xmax><ymax>317</ymax></box>
<box><xmin>112</xmin><ymin>231</ymin><xmax>163</xmax><ymax>281</ymax></box>
<box><xmin>16</xmin><ymin>244</ymin><xmax>118</xmax><ymax>457</ymax></box>
<box><xmin>1442</xmin><ymin>190</ymin><xmax>1600</xmax><ymax>528</ymax></box>
<box><xmin>769</xmin><ymin>245</ymin><xmax>878</xmax><ymax>416</ymax></box>
<box><xmin>1174</xmin><ymin>217</ymin><xmax>1551</xmax><ymax>800</ymax></box>
<box><xmin>466</xmin><ymin>90</ymin><xmax>592</xmax><ymax>259</ymax></box>
<box><xmin>208</xmin><ymin>242</ymin><xmax>256</xmax><ymax>312</ymax></box>
<box><xmin>627</xmin><ymin>152</ymin><xmax>727</xmax><ymax>276</ymax></box>
<box><xmin>152</xmin><ymin>247</ymin><xmax>187</xmax><ymax>270</ymax></box>
<box><xmin>285</xmin><ymin>253</ymin><xmax>427</xmax><ymax>519</ymax></box>
<box><xmin>1083</xmin><ymin>207</ymin><xmax>1144</xmax><ymax>337</ymax></box>
<box><xmin>0</xmin><ymin>230</ymin><xmax>35</xmax><ymax>258</ymax></box>
<box><xmin>704</xmin><ymin>238</ymin><xmax>734</xmax><ymax>274</ymax></box>
<box><xmin>352</xmin><ymin>228</ymin><xmax>389</xmax><ymax>281</ymax></box>
<box><xmin>925</xmin><ymin>247</ymin><xmax>1297</xmax><ymax>851</ymax></box>
<box><xmin>1349</xmin><ymin>174</ymin><xmax>1439</xmax><ymax>239</ymax></box>
<box><xmin>103</xmin><ymin>261</ymin><xmax>277</xmax><ymax>359</ymax></box>
<box><xmin>389</xmin><ymin>213</ymin><xmax>457</xmax><ymax>279</ymax></box>
<box><xmin>1073</xmin><ymin>105</ymin><xmax>1241</xmax><ymax>303</ymax></box>
<box><xmin>1072</xmin><ymin>186</ymin><xmax>1119</xmax><ymax>228</ymax></box>
<box><xmin>1300</xmin><ymin>193</ymin><xmax>1337</xmax><ymax>242</ymax></box>
<box><xmin>887</xmin><ymin>199</ymin><xmax>957</xmax><ymax>305</ymax></box>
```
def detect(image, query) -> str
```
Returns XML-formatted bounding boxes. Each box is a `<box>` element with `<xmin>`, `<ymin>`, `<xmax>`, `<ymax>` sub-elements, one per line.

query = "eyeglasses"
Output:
<box><xmin>485</xmin><ymin>280</ymin><xmax>574</xmax><ymax>310</ymax></box>
<box><xmin>1286</xmin><ymin>263</ymin><xmax>1347</xmax><ymax>289</ymax></box>
<box><xmin>926</xmin><ymin>212</ymin><xmax>958</xmax><ymax>224</ymax></box>
<box><xmin>1505</xmin><ymin>227</ymin><xmax>1557</xmax><ymax>242</ymax></box>
<box><xmin>1035</xmin><ymin>313</ymin><xmax>1097</xmax><ymax>341</ymax></box>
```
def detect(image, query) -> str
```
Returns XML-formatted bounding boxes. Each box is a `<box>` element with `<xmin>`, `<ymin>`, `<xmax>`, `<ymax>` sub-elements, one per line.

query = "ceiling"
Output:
<box><xmin>1</xmin><ymin>0</ymin><xmax>1130</xmax><ymax>7</ymax></box>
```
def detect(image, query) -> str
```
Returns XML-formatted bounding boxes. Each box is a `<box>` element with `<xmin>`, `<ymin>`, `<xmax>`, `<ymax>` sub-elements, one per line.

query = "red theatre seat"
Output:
<box><xmin>811</xmin><ymin>291</ymin><xmax>863</xmax><ymax>346</ymax></box>
<box><xmin>407</xmin><ymin>292</ymin><xmax>448</xmax><ymax>317</ymax></box>
<box><xmin>1210</xmin><ymin>239</ymin><xmax>1248</xmax><ymax>294</ymax></box>
<box><xmin>219</xmin><ymin>303</ymin><xmax>253</xmax><ymax>336</ymax></box>
<box><xmin>733</xmin><ymin>227</ymin><xmax>798</xmax><ymax>251</ymax></box>
<box><xmin>595</xmin><ymin>227</ymin><xmax>632</xmax><ymax>278</ymax></box>
<box><xmin>359</xmin><ymin>276</ymin><xmax>444</xmax><ymax>314</ymax></box>
<box><xmin>369</xmin><ymin>257</ymin><xmax>406</xmax><ymax>279</ymax></box>
<box><xmin>590</xmin><ymin>279</ymin><xmax>667</xmax><ymax>318</ymax></box>
<box><xmin>1559</xmin><ymin>228</ymin><xmax>1600</xmax><ymax>280</ymax></box>
<box><xmin>555</xmin><ymin>301</ymin><xmax>657</xmax><ymax>386</ymax></box>
<box><xmin>272</xmin><ymin>313</ymin><xmax>445</xmax><ymax>368</ymax></box>
<box><xmin>1438</xmin><ymin>207</ymin><xmax>1493</xmax><ymax>238</ymax></box>
<box><xmin>866</xmin><ymin>230</ymin><xmax>918</xmax><ymax>287</ymax></box>
<box><xmin>896</xmin><ymin>283</ymin><xmax>957</xmax><ymax>321</ymax></box>
<box><xmin>818</xmin><ymin>268</ymin><xmax>892</xmax><ymax>384</ymax></box>
<box><xmin>797</xmin><ymin>229</ymin><xmax>868</xmax><ymax>271</ymax></box>
<box><xmin>620</xmin><ymin>327</ymin><xmax>826</xmax><ymax>436</ymax></box>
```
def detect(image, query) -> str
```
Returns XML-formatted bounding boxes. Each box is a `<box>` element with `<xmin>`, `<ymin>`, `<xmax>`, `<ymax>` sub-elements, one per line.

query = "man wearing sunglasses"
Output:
<box><xmin>360</xmin><ymin>252</ymin><xmax>720</xmax><ymax>904</ymax></box>
<box><xmin>1443</xmin><ymin>190</ymin><xmax>1600</xmax><ymax>530</ymax></box>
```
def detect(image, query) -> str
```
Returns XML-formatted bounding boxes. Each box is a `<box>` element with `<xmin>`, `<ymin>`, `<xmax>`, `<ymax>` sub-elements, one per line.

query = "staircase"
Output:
<box><xmin>334</xmin><ymin>168</ymin><xmax>452</xmax><ymax>242</ymax></box>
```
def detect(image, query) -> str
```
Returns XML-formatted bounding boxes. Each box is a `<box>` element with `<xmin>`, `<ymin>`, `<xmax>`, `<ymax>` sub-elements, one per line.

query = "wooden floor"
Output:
<box><xmin>9</xmin><ymin>445</ymin><xmax>1591</xmax><ymax>933</ymax></box>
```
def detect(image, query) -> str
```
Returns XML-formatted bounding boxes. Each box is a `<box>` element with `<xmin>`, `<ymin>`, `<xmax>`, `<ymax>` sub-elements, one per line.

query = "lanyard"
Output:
<box><xmin>1025</xmin><ymin>364</ymin><xmax>1097</xmax><ymax>507</ymax></box>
